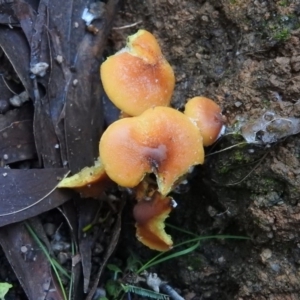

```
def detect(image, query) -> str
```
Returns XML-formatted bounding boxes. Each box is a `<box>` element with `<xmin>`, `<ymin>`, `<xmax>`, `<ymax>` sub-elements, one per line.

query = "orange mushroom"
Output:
<box><xmin>99</xmin><ymin>106</ymin><xmax>204</xmax><ymax>195</ymax></box>
<box><xmin>100</xmin><ymin>29</ymin><xmax>175</xmax><ymax>116</ymax></box>
<box><xmin>133</xmin><ymin>192</ymin><xmax>174</xmax><ymax>251</ymax></box>
<box><xmin>184</xmin><ymin>96</ymin><xmax>224</xmax><ymax>146</ymax></box>
<box><xmin>57</xmin><ymin>158</ymin><xmax>113</xmax><ymax>198</ymax></box>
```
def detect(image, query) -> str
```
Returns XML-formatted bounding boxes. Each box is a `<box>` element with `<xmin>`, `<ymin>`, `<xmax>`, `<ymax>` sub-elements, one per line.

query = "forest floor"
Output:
<box><xmin>112</xmin><ymin>1</ymin><xmax>300</xmax><ymax>299</ymax></box>
<box><xmin>1</xmin><ymin>0</ymin><xmax>300</xmax><ymax>300</ymax></box>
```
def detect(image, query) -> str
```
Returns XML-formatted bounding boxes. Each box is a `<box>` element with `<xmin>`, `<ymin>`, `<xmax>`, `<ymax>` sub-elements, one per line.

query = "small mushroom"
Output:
<box><xmin>99</xmin><ymin>106</ymin><xmax>204</xmax><ymax>195</ymax></box>
<box><xmin>100</xmin><ymin>29</ymin><xmax>175</xmax><ymax>116</ymax></box>
<box><xmin>57</xmin><ymin>158</ymin><xmax>112</xmax><ymax>198</ymax></box>
<box><xmin>184</xmin><ymin>96</ymin><xmax>224</xmax><ymax>146</ymax></box>
<box><xmin>133</xmin><ymin>192</ymin><xmax>174</xmax><ymax>251</ymax></box>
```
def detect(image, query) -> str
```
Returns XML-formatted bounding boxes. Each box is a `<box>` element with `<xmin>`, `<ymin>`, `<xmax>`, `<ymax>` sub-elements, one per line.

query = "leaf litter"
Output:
<box><xmin>0</xmin><ymin>0</ymin><xmax>121</xmax><ymax>299</ymax></box>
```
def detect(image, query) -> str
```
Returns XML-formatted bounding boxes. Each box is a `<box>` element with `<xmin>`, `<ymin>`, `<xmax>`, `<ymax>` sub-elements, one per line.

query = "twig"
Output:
<box><xmin>224</xmin><ymin>151</ymin><xmax>269</xmax><ymax>186</ymax></box>
<box><xmin>113</xmin><ymin>21</ymin><xmax>142</xmax><ymax>30</ymax></box>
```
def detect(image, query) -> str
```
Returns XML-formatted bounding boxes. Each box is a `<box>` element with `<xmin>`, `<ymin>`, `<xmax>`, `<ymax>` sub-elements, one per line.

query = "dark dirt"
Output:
<box><xmin>110</xmin><ymin>1</ymin><xmax>300</xmax><ymax>299</ymax></box>
<box><xmin>1</xmin><ymin>0</ymin><xmax>300</xmax><ymax>300</ymax></box>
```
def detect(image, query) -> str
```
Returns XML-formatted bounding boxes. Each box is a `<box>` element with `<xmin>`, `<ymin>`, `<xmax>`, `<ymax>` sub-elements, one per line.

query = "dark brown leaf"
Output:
<box><xmin>60</xmin><ymin>201</ymin><xmax>85</xmax><ymax>300</ymax></box>
<box><xmin>0</xmin><ymin>3</ymin><xmax>18</xmax><ymax>25</ymax></box>
<box><xmin>0</xmin><ymin>103</ymin><xmax>32</xmax><ymax>130</ymax></box>
<box><xmin>30</xmin><ymin>0</ymin><xmax>63</xmax><ymax>167</ymax></box>
<box><xmin>0</xmin><ymin>221</ymin><xmax>64</xmax><ymax>300</ymax></box>
<box><xmin>77</xmin><ymin>198</ymin><xmax>102</xmax><ymax>293</ymax></box>
<box><xmin>30</xmin><ymin>0</ymin><xmax>113</xmax><ymax>168</ymax></box>
<box><xmin>65</xmin><ymin>0</ymin><xmax>120</xmax><ymax>172</ymax></box>
<box><xmin>12</xmin><ymin>0</ymin><xmax>36</xmax><ymax>43</ymax></box>
<box><xmin>0</xmin><ymin>168</ymin><xmax>71</xmax><ymax>227</ymax></box>
<box><xmin>85</xmin><ymin>197</ymin><xmax>124</xmax><ymax>300</ymax></box>
<box><xmin>0</xmin><ymin>104</ymin><xmax>36</xmax><ymax>164</ymax></box>
<box><xmin>46</xmin><ymin>0</ymin><xmax>86</xmax><ymax>65</ymax></box>
<box><xmin>0</xmin><ymin>73</ymin><xmax>14</xmax><ymax>101</ymax></box>
<box><xmin>0</xmin><ymin>26</ymin><xmax>34</xmax><ymax>99</ymax></box>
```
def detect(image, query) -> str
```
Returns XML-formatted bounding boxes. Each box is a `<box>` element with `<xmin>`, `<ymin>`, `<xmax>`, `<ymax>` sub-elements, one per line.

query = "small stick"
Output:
<box><xmin>113</xmin><ymin>21</ymin><xmax>142</xmax><ymax>30</ymax></box>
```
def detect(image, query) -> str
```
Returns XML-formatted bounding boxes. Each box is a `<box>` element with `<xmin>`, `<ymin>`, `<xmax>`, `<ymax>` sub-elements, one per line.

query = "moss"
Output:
<box><xmin>260</xmin><ymin>11</ymin><xmax>300</xmax><ymax>43</ymax></box>
<box><xmin>186</xmin><ymin>255</ymin><xmax>203</xmax><ymax>270</ymax></box>
<box><xmin>232</xmin><ymin>150</ymin><xmax>244</xmax><ymax>162</ymax></box>
<box><xmin>262</xmin><ymin>98</ymin><xmax>271</xmax><ymax>108</ymax></box>
<box><xmin>219</xmin><ymin>165</ymin><xmax>231</xmax><ymax>174</ymax></box>
<box><xmin>215</xmin><ymin>142</ymin><xmax>255</xmax><ymax>176</ymax></box>
<box><xmin>273</xmin><ymin>28</ymin><xmax>291</xmax><ymax>41</ymax></box>
<box><xmin>231</xmin><ymin>148</ymin><xmax>253</xmax><ymax>164</ymax></box>
<box><xmin>250</xmin><ymin>176</ymin><xmax>282</xmax><ymax>194</ymax></box>
<box><xmin>279</xmin><ymin>0</ymin><xmax>289</xmax><ymax>7</ymax></box>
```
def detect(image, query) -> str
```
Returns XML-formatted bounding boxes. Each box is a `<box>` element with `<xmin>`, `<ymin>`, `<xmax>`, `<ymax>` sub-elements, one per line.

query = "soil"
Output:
<box><xmin>111</xmin><ymin>1</ymin><xmax>300</xmax><ymax>299</ymax></box>
<box><xmin>1</xmin><ymin>0</ymin><xmax>300</xmax><ymax>300</ymax></box>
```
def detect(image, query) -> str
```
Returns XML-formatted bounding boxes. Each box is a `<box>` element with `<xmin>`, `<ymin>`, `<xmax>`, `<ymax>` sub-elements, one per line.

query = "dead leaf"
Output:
<box><xmin>12</xmin><ymin>0</ymin><xmax>37</xmax><ymax>44</ymax></box>
<box><xmin>85</xmin><ymin>196</ymin><xmax>124</xmax><ymax>300</ymax></box>
<box><xmin>0</xmin><ymin>3</ymin><xmax>18</xmax><ymax>26</ymax></box>
<box><xmin>0</xmin><ymin>26</ymin><xmax>34</xmax><ymax>99</ymax></box>
<box><xmin>0</xmin><ymin>168</ymin><xmax>71</xmax><ymax>227</ymax></box>
<box><xmin>0</xmin><ymin>107</ymin><xmax>36</xmax><ymax>164</ymax></box>
<box><xmin>0</xmin><ymin>221</ymin><xmax>64</xmax><ymax>300</ymax></box>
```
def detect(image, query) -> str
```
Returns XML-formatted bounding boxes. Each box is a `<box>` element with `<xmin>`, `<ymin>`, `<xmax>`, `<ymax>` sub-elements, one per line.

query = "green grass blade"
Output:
<box><xmin>68</xmin><ymin>241</ymin><xmax>75</xmax><ymax>300</ymax></box>
<box><xmin>138</xmin><ymin>234</ymin><xmax>250</xmax><ymax>274</ymax></box>
<box><xmin>123</xmin><ymin>284</ymin><xmax>169</xmax><ymax>300</ymax></box>
<box><xmin>139</xmin><ymin>241</ymin><xmax>200</xmax><ymax>272</ymax></box>
<box><xmin>25</xmin><ymin>222</ymin><xmax>68</xmax><ymax>300</ymax></box>
<box><xmin>51</xmin><ymin>258</ymin><xmax>71</xmax><ymax>279</ymax></box>
<box><xmin>166</xmin><ymin>223</ymin><xmax>198</xmax><ymax>236</ymax></box>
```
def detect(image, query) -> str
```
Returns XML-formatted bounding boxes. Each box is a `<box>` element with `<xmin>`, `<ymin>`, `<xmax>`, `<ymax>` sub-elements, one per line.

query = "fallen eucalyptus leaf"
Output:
<box><xmin>0</xmin><ymin>168</ymin><xmax>71</xmax><ymax>227</ymax></box>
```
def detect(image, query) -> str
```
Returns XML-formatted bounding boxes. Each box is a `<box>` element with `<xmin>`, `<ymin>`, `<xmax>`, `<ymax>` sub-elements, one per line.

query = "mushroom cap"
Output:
<box><xmin>57</xmin><ymin>158</ymin><xmax>112</xmax><ymax>198</ymax></box>
<box><xmin>184</xmin><ymin>96</ymin><xmax>224</xmax><ymax>146</ymax></box>
<box><xmin>99</xmin><ymin>106</ymin><xmax>204</xmax><ymax>195</ymax></box>
<box><xmin>100</xmin><ymin>29</ymin><xmax>175</xmax><ymax>116</ymax></box>
<box><xmin>134</xmin><ymin>192</ymin><xmax>173</xmax><ymax>251</ymax></box>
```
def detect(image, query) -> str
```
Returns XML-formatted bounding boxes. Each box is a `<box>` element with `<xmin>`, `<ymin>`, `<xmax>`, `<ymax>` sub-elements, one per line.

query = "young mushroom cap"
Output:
<box><xmin>100</xmin><ymin>29</ymin><xmax>175</xmax><ymax>116</ymax></box>
<box><xmin>134</xmin><ymin>192</ymin><xmax>174</xmax><ymax>251</ymax></box>
<box><xmin>99</xmin><ymin>106</ymin><xmax>204</xmax><ymax>195</ymax></box>
<box><xmin>184</xmin><ymin>96</ymin><xmax>224</xmax><ymax>146</ymax></box>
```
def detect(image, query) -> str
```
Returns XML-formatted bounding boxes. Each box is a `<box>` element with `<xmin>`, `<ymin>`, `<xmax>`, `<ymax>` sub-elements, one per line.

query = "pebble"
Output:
<box><xmin>30</xmin><ymin>62</ymin><xmax>49</xmax><ymax>77</ymax></box>
<box><xmin>44</xmin><ymin>223</ymin><xmax>56</xmax><ymax>236</ymax></box>
<box><xmin>93</xmin><ymin>243</ymin><xmax>104</xmax><ymax>254</ymax></box>
<box><xmin>51</xmin><ymin>241</ymin><xmax>70</xmax><ymax>252</ymax></box>
<box><xmin>0</xmin><ymin>99</ymin><xmax>10</xmax><ymax>114</ymax></box>
<box><xmin>218</xmin><ymin>256</ymin><xmax>225</xmax><ymax>263</ymax></box>
<box><xmin>201</xmin><ymin>15</ymin><xmax>209</xmax><ymax>22</ymax></box>
<box><xmin>235</xmin><ymin>101</ymin><xmax>243</xmax><ymax>107</ymax></box>
<box><xmin>270</xmin><ymin>263</ymin><xmax>280</xmax><ymax>273</ymax></box>
<box><xmin>58</xmin><ymin>252</ymin><xmax>69</xmax><ymax>265</ymax></box>
<box><xmin>260</xmin><ymin>248</ymin><xmax>272</xmax><ymax>262</ymax></box>
<box><xmin>92</xmin><ymin>288</ymin><xmax>106</xmax><ymax>300</ymax></box>
<box><xmin>9</xmin><ymin>91</ymin><xmax>29</xmax><ymax>107</ymax></box>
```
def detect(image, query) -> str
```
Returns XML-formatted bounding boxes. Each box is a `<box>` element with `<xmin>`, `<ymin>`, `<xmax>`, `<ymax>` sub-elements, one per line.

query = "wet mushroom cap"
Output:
<box><xmin>134</xmin><ymin>192</ymin><xmax>174</xmax><ymax>251</ymax></box>
<box><xmin>184</xmin><ymin>96</ymin><xmax>224</xmax><ymax>146</ymax></box>
<box><xmin>100</xmin><ymin>29</ymin><xmax>175</xmax><ymax>116</ymax></box>
<box><xmin>99</xmin><ymin>106</ymin><xmax>204</xmax><ymax>195</ymax></box>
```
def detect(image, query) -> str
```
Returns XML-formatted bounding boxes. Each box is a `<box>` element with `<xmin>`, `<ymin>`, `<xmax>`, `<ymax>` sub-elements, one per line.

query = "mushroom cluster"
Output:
<box><xmin>58</xmin><ymin>29</ymin><xmax>225</xmax><ymax>251</ymax></box>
